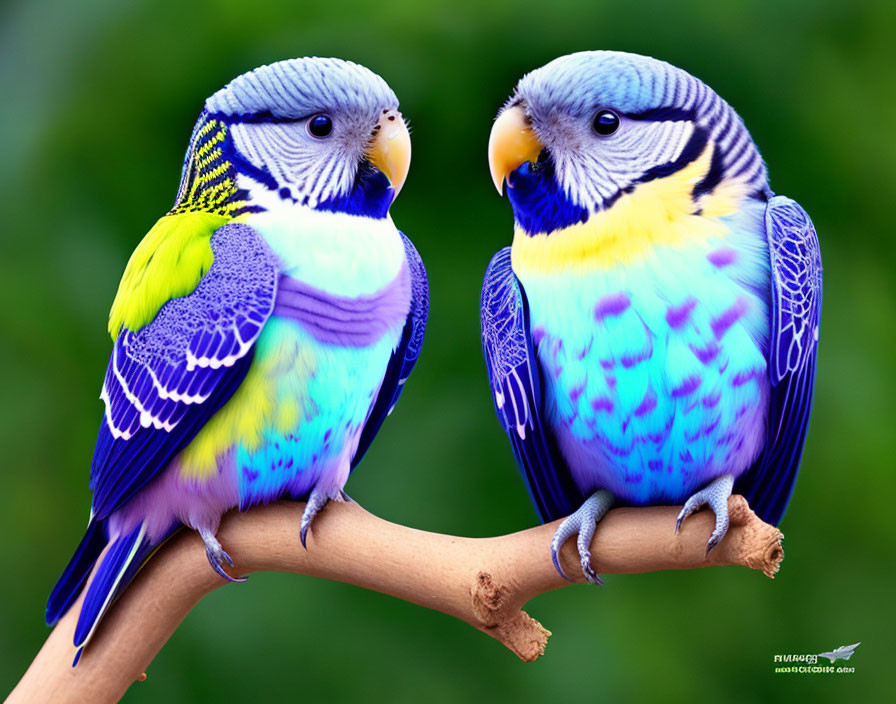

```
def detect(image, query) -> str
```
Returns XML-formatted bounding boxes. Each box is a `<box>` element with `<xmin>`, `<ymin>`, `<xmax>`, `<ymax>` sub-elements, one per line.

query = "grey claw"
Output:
<box><xmin>549</xmin><ymin>490</ymin><xmax>613</xmax><ymax>583</ymax></box>
<box><xmin>550</xmin><ymin>532</ymin><xmax>573</xmax><ymax>582</ymax></box>
<box><xmin>208</xmin><ymin>550</ymin><xmax>247</xmax><ymax>583</ymax></box>
<box><xmin>705</xmin><ymin>514</ymin><xmax>730</xmax><ymax>557</ymax></box>
<box><xmin>675</xmin><ymin>498</ymin><xmax>700</xmax><ymax>534</ymax></box>
<box><xmin>580</xmin><ymin>552</ymin><xmax>603</xmax><ymax>586</ymax></box>
<box><xmin>676</xmin><ymin>475</ymin><xmax>734</xmax><ymax>556</ymax></box>
<box><xmin>576</xmin><ymin>510</ymin><xmax>603</xmax><ymax>585</ymax></box>
<box><xmin>199</xmin><ymin>527</ymin><xmax>246</xmax><ymax>583</ymax></box>
<box><xmin>300</xmin><ymin>486</ymin><xmax>333</xmax><ymax>549</ymax></box>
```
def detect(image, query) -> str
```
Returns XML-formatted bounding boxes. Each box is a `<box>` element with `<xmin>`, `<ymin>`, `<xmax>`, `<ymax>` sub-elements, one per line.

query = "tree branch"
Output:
<box><xmin>9</xmin><ymin>495</ymin><xmax>782</xmax><ymax>703</ymax></box>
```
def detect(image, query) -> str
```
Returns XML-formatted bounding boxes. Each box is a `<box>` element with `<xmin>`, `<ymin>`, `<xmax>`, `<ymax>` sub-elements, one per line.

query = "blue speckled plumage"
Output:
<box><xmin>523</xmin><ymin>200</ymin><xmax>771</xmax><ymax>507</ymax></box>
<box><xmin>484</xmin><ymin>51</ymin><xmax>821</xmax><ymax>580</ymax></box>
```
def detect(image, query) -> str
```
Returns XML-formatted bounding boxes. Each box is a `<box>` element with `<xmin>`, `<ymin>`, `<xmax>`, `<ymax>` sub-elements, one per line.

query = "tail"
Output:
<box><xmin>70</xmin><ymin>523</ymin><xmax>161</xmax><ymax>665</ymax></box>
<box><xmin>46</xmin><ymin>518</ymin><xmax>108</xmax><ymax>627</ymax></box>
<box><xmin>48</xmin><ymin>520</ymin><xmax>177</xmax><ymax>666</ymax></box>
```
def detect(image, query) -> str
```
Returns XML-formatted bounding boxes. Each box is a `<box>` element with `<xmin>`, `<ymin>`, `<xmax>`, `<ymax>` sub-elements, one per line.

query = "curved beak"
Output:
<box><xmin>367</xmin><ymin>110</ymin><xmax>411</xmax><ymax>198</ymax></box>
<box><xmin>488</xmin><ymin>104</ymin><xmax>544</xmax><ymax>195</ymax></box>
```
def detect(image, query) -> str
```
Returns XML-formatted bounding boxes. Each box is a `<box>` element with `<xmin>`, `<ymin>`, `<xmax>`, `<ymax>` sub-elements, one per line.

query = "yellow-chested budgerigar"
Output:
<box><xmin>482</xmin><ymin>51</ymin><xmax>821</xmax><ymax>582</ymax></box>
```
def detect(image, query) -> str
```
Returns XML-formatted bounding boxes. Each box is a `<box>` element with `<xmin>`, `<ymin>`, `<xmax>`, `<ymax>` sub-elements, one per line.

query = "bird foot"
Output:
<box><xmin>550</xmin><ymin>490</ymin><xmax>614</xmax><ymax>584</ymax></box>
<box><xmin>300</xmin><ymin>485</ymin><xmax>344</xmax><ymax>548</ymax></box>
<box><xmin>675</xmin><ymin>474</ymin><xmax>735</xmax><ymax>556</ymax></box>
<box><xmin>199</xmin><ymin>528</ymin><xmax>247</xmax><ymax>583</ymax></box>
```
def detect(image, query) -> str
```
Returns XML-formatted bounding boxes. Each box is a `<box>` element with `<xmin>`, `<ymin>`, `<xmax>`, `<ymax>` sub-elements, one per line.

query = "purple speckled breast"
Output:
<box><xmin>273</xmin><ymin>263</ymin><xmax>410</xmax><ymax>346</ymax></box>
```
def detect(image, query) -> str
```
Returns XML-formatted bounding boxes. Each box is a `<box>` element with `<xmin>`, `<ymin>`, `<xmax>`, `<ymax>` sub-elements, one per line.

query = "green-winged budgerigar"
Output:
<box><xmin>481</xmin><ymin>51</ymin><xmax>821</xmax><ymax>582</ymax></box>
<box><xmin>46</xmin><ymin>57</ymin><xmax>428</xmax><ymax>663</ymax></box>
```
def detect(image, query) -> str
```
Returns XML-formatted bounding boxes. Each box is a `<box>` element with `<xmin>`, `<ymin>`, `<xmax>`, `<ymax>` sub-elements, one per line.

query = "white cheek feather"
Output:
<box><xmin>650</xmin><ymin>121</ymin><xmax>694</xmax><ymax>164</ymax></box>
<box><xmin>554</xmin><ymin>119</ymin><xmax>696</xmax><ymax>211</ymax></box>
<box><xmin>237</xmin><ymin>172</ymin><xmax>287</xmax><ymax>211</ymax></box>
<box><xmin>667</xmin><ymin>122</ymin><xmax>695</xmax><ymax>162</ymax></box>
<box><xmin>230</xmin><ymin>122</ymin><xmax>355</xmax><ymax>207</ymax></box>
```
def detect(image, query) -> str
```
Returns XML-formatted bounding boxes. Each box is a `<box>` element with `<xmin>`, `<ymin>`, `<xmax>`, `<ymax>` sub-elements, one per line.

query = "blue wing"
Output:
<box><xmin>735</xmin><ymin>196</ymin><xmax>822</xmax><ymax>525</ymax></box>
<box><xmin>352</xmin><ymin>232</ymin><xmax>429</xmax><ymax>467</ymax></box>
<box><xmin>481</xmin><ymin>247</ymin><xmax>583</xmax><ymax>523</ymax></box>
<box><xmin>90</xmin><ymin>223</ymin><xmax>278</xmax><ymax>519</ymax></box>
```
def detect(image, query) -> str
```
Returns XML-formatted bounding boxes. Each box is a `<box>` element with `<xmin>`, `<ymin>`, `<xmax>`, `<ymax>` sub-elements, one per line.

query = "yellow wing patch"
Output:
<box><xmin>511</xmin><ymin>143</ymin><xmax>749</xmax><ymax>276</ymax></box>
<box><xmin>107</xmin><ymin>211</ymin><xmax>228</xmax><ymax>338</ymax></box>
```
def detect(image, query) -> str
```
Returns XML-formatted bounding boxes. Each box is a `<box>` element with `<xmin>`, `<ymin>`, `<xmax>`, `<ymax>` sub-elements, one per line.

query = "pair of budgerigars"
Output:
<box><xmin>47</xmin><ymin>52</ymin><xmax>821</xmax><ymax>663</ymax></box>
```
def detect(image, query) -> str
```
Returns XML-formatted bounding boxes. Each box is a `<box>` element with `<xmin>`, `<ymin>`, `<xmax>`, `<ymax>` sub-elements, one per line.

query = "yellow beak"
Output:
<box><xmin>367</xmin><ymin>110</ymin><xmax>411</xmax><ymax>198</ymax></box>
<box><xmin>487</xmin><ymin>104</ymin><xmax>544</xmax><ymax>195</ymax></box>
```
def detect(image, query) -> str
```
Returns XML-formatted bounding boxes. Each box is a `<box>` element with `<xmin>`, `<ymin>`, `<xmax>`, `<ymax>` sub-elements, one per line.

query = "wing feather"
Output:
<box><xmin>352</xmin><ymin>232</ymin><xmax>429</xmax><ymax>467</ymax></box>
<box><xmin>735</xmin><ymin>196</ymin><xmax>822</xmax><ymax>525</ymax></box>
<box><xmin>90</xmin><ymin>223</ymin><xmax>278</xmax><ymax>518</ymax></box>
<box><xmin>480</xmin><ymin>247</ymin><xmax>582</xmax><ymax>523</ymax></box>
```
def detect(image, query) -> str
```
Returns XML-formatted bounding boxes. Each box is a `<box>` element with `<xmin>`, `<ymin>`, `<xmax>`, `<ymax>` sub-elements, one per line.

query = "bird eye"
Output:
<box><xmin>593</xmin><ymin>110</ymin><xmax>620</xmax><ymax>136</ymax></box>
<box><xmin>307</xmin><ymin>114</ymin><xmax>333</xmax><ymax>138</ymax></box>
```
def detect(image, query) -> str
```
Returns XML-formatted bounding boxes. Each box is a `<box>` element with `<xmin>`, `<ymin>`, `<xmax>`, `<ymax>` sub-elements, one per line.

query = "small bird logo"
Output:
<box><xmin>818</xmin><ymin>643</ymin><xmax>861</xmax><ymax>663</ymax></box>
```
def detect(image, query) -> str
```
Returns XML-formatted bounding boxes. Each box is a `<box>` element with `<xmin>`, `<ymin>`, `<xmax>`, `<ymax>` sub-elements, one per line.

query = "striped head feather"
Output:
<box><xmin>489</xmin><ymin>50</ymin><xmax>770</xmax><ymax>243</ymax></box>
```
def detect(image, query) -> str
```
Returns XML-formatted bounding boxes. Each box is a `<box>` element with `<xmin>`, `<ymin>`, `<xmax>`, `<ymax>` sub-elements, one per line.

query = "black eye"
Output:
<box><xmin>593</xmin><ymin>110</ymin><xmax>619</xmax><ymax>136</ymax></box>
<box><xmin>307</xmin><ymin>114</ymin><xmax>333</xmax><ymax>138</ymax></box>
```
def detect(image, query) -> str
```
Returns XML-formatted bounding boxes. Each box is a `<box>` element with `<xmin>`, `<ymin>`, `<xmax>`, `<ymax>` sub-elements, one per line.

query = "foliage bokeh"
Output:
<box><xmin>1</xmin><ymin>0</ymin><xmax>893</xmax><ymax>700</ymax></box>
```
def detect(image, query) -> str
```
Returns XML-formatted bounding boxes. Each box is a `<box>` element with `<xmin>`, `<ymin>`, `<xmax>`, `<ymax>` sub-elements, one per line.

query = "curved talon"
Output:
<box><xmin>199</xmin><ymin>529</ymin><xmax>247</xmax><ymax>583</ymax></box>
<box><xmin>577</xmin><ymin>520</ymin><xmax>603</xmax><ymax>586</ymax></box>
<box><xmin>675</xmin><ymin>474</ymin><xmax>734</xmax><ymax>556</ymax></box>
<box><xmin>207</xmin><ymin>550</ymin><xmax>247</xmax><ymax>583</ymax></box>
<box><xmin>706</xmin><ymin>529</ymin><xmax>724</xmax><ymax>557</ymax></box>
<box><xmin>549</xmin><ymin>490</ymin><xmax>613</xmax><ymax>584</ymax></box>
<box><xmin>299</xmin><ymin>513</ymin><xmax>314</xmax><ymax>549</ymax></box>
<box><xmin>551</xmin><ymin>555</ymin><xmax>571</xmax><ymax>582</ymax></box>
<box><xmin>550</xmin><ymin>524</ymin><xmax>574</xmax><ymax>582</ymax></box>
<box><xmin>300</xmin><ymin>487</ymin><xmax>333</xmax><ymax>549</ymax></box>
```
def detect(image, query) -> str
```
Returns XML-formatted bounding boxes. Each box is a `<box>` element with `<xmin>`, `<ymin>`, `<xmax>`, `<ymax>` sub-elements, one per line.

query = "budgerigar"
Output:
<box><xmin>481</xmin><ymin>51</ymin><xmax>821</xmax><ymax>582</ymax></box>
<box><xmin>46</xmin><ymin>58</ymin><xmax>428</xmax><ymax>662</ymax></box>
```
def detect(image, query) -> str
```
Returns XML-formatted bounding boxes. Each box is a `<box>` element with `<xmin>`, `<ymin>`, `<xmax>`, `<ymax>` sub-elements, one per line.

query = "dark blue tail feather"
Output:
<box><xmin>46</xmin><ymin>519</ymin><xmax>107</xmax><ymax>626</ymax></box>
<box><xmin>73</xmin><ymin>525</ymin><xmax>146</xmax><ymax>649</ymax></box>
<box><xmin>70</xmin><ymin>524</ymin><xmax>157</xmax><ymax>666</ymax></box>
<box><xmin>69</xmin><ymin>522</ymin><xmax>179</xmax><ymax>666</ymax></box>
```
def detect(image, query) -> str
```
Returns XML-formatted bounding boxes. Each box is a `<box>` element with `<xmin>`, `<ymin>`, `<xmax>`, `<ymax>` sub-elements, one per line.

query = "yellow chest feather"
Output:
<box><xmin>511</xmin><ymin>145</ymin><xmax>746</xmax><ymax>276</ymax></box>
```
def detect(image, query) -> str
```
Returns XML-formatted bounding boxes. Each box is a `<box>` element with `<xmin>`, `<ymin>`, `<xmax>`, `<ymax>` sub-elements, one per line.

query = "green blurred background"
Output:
<box><xmin>1</xmin><ymin>0</ymin><xmax>893</xmax><ymax>700</ymax></box>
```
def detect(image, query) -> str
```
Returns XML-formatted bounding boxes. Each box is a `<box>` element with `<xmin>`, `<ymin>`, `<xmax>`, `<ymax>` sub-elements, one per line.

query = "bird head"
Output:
<box><xmin>175</xmin><ymin>57</ymin><xmax>410</xmax><ymax>219</ymax></box>
<box><xmin>488</xmin><ymin>51</ymin><xmax>769</xmax><ymax>236</ymax></box>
